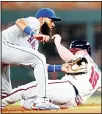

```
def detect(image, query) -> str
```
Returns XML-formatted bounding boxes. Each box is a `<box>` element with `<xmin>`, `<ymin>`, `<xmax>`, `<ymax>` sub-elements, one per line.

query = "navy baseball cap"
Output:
<box><xmin>35</xmin><ymin>8</ymin><xmax>61</xmax><ymax>21</ymax></box>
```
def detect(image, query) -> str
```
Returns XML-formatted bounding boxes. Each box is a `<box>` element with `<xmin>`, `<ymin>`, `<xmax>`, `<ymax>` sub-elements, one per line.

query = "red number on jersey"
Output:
<box><xmin>89</xmin><ymin>66</ymin><xmax>99</xmax><ymax>89</ymax></box>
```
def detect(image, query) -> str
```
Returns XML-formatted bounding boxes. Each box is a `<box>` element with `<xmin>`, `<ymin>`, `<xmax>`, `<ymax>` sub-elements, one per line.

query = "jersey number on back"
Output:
<box><xmin>89</xmin><ymin>66</ymin><xmax>99</xmax><ymax>89</ymax></box>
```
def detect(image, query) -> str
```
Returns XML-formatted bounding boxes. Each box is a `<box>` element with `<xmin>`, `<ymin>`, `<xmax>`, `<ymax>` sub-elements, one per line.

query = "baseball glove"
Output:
<box><xmin>67</xmin><ymin>57</ymin><xmax>88</xmax><ymax>75</ymax></box>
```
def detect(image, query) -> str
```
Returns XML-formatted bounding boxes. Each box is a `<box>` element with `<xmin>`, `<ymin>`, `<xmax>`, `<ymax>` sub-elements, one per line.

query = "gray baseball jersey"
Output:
<box><xmin>2</xmin><ymin>17</ymin><xmax>49</xmax><ymax>103</ymax></box>
<box><xmin>2</xmin><ymin>17</ymin><xmax>40</xmax><ymax>50</ymax></box>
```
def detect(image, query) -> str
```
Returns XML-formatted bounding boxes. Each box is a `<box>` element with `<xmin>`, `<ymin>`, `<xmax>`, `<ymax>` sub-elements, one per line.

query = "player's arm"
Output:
<box><xmin>52</xmin><ymin>34</ymin><xmax>76</xmax><ymax>62</ymax></box>
<box><xmin>15</xmin><ymin>18</ymin><xmax>49</xmax><ymax>42</ymax></box>
<box><xmin>15</xmin><ymin>18</ymin><xmax>28</xmax><ymax>31</ymax></box>
<box><xmin>15</xmin><ymin>18</ymin><xmax>37</xmax><ymax>37</ymax></box>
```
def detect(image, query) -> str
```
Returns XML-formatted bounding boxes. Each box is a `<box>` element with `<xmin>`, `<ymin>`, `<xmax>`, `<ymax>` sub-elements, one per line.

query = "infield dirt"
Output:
<box><xmin>2</xmin><ymin>104</ymin><xmax>101</xmax><ymax>113</ymax></box>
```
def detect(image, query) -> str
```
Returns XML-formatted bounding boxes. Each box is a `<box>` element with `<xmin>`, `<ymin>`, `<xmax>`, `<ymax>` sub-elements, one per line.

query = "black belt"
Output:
<box><xmin>67</xmin><ymin>80</ymin><xmax>83</xmax><ymax>105</ymax></box>
<box><xmin>67</xmin><ymin>72</ymin><xmax>86</xmax><ymax>75</ymax></box>
<box><xmin>72</xmin><ymin>84</ymin><xmax>79</xmax><ymax>96</ymax></box>
<box><xmin>72</xmin><ymin>85</ymin><xmax>83</xmax><ymax>105</ymax></box>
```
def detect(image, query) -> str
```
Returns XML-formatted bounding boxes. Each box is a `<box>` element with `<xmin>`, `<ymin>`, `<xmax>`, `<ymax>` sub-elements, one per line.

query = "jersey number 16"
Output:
<box><xmin>89</xmin><ymin>67</ymin><xmax>99</xmax><ymax>89</ymax></box>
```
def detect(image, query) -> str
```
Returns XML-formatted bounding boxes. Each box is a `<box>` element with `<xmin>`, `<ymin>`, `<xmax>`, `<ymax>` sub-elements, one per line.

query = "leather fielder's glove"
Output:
<box><xmin>67</xmin><ymin>57</ymin><xmax>88</xmax><ymax>75</ymax></box>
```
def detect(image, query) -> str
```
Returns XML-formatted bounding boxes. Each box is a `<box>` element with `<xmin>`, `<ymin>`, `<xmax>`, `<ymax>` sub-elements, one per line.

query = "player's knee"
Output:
<box><xmin>30</xmin><ymin>53</ymin><xmax>46</xmax><ymax>67</ymax></box>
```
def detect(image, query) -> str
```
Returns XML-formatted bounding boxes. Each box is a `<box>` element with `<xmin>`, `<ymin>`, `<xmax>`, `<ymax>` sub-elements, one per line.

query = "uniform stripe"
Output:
<box><xmin>1</xmin><ymin>91</ymin><xmax>10</xmax><ymax>99</ymax></box>
<box><xmin>2</xmin><ymin>92</ymin><xmax>9</xmax><ymax>95</ymax></box>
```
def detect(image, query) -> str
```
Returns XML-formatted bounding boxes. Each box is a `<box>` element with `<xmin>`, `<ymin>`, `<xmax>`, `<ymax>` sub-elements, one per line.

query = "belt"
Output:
<box><xmin>73</xmin><ymin>85</ymin><xmax>83</xmax><ymax>105</ymax></box>
<box><xmin>67</xmin><ymin>80</ymin><xmax>83</xmax><ymax>106</ymax></box>
<box><xmin>72</xmin><ymin>84</ymin><xmax>79</xmax><ymax>96</ymax></box>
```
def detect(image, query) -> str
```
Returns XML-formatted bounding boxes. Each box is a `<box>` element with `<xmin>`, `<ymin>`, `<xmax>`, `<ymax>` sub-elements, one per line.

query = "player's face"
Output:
<box><xmin>45</xmin><ymin>18</ymin><xmax>55</xmax><ymax>31</ymax></box>
<box><xmin>40</xmin><ymin>18</ymin><xmax>55</xmax><ymax>35</ymax></box>
<box><xmin>70</xmin><ymin>48</ymin><xmax>88</xmax><ymax>55</ymax></box>
<box><xmin>69</xmin><ymin>48</ymin><xmax>88</xmax><ymax>56</ymax></box>
<box><xmin>75</xmin><ymin>49</ymin><xmax>88</xmax><ymax>55</ymax></box>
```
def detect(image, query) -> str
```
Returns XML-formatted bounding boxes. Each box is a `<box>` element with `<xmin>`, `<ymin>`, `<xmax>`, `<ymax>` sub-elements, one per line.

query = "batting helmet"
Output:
<box><xmin>69</xmin><ymin>40</ymin><xmax>91</xmax><ymax>56</ymax></box>
<box><xmin>35</xmin><ymin>8</ymin><xmax>61</xmax><ymax>21</ymax></box>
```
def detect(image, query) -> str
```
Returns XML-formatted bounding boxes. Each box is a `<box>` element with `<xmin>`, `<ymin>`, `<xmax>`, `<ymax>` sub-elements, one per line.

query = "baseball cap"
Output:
<box><xmin>35</xmin><ymin>8</ymin><xmax>61</xmax><ymax>21</ymax></box>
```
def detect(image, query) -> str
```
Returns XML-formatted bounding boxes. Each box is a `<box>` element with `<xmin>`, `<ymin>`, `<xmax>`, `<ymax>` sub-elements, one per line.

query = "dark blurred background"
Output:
<box><xmin>1</xmin><ymin>2</ymin><xmax>101</xmax><ymax>88</ymax></box>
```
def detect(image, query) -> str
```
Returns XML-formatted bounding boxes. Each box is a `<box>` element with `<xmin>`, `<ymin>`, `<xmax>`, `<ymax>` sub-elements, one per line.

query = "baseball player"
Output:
<box><xmin>2</xmin><ymin>8</ymin><xmax>62</xmax><ymax>110</ymax></box>
<box><xmin>2</xmin><ymin>38</ymin><xmax>101</xmax><ymax>109</ymax></box>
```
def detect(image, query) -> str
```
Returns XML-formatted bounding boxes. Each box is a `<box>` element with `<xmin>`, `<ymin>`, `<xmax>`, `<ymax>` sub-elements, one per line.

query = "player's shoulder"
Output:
<box><xmin>25</xmin><ymin>16</ymin><xmax>40</xmax><ymax>29</ymax></box>
<box><xmin>24</xmin><ymin>16</ymin><xmax>40</xmax><ymax>24</ymax></box>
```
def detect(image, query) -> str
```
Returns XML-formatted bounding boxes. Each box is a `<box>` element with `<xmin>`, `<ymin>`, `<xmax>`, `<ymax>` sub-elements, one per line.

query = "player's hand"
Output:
<box><xmin>51</xmin><ymin>34</ymin><xmax>62</xmax><ymax>45</ymax></box>
<box><xmin>34</xmin><ymin>34</ymin><xmax>50</xmax><ymax>42</ymax></box>
<box><xmin>61</xmin><ymin>63</ymin><xmax>69</xmax><ymax>73</ymax></box>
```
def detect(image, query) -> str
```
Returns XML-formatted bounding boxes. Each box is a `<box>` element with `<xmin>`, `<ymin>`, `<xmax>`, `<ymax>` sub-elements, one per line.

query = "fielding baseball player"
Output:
<box><xmin>2</xmin><ymin>38</ymin><xmax>101</xmax><ymax>109</ymax></box>
<box><xmin>2</xmin><ymin>8</ymin><xmax>62</xmax><ymax>110</ymax></box>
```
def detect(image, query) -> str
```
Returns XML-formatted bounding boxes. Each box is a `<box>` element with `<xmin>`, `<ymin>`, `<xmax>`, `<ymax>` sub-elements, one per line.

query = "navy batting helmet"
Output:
<box><xmin>35</xmin><ymin>8</ymin><xmax>61</xmax><ymax>21</ymax></box>
<box><xmin>69</xmin><ymin>40</ymin><xmax>91</xmax><ymax>56</ymax></box>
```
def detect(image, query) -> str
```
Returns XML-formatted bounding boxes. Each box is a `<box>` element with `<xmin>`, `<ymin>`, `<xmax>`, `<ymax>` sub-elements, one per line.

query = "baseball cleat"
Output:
<box><xmin>32</xmin><ymin>102</ymin><xmax>60</xmax><ymax>110</ymax></box>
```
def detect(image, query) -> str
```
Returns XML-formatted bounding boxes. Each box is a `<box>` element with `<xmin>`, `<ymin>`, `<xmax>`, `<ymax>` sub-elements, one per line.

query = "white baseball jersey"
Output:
<box><xmin>62</xmin><ymin>53</ymin><xmax>101</xmax><ymax>103</ymax></box>
<box><xmin>2</xmin><ymin>17</ymin><xmax>40</xmax><ymax>50</ymax></box>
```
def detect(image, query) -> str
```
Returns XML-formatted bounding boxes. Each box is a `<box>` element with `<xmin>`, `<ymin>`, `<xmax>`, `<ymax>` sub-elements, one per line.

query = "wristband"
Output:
<box><xmin>24</xmin><ymin>26</ymin><xmax>35</xmax><ymax>36</ymax></box>
<box><xmin>55</xmin><ymin>65</ymin><xmax>62</xmax><ymax>72</ymax></box>
<box><xmin>48</xmin><ymin>65</ymin><xmax>62</xmax><ymax>72</ymax></box>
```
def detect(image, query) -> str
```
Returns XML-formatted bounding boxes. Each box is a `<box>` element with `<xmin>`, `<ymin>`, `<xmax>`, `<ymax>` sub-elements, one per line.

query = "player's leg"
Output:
<box><xmin>20</xmin><ymin>80</ymin><xmax>78</xmax><ymax>109</ymax></box>
<box><xmin>1</xmin><ymin>64</ymin><xmax>12</xmax><ymax>109</ymax></box>
<box><xmin>2</xmin><ymin>65</ymin><xmax>12</xmax><ymax>99</ymax></box>
<box><xmin>2</xmin><ymin>88</ymin><xmax>24</xmax><ymax>109</ymax></box>
<box><xmin>47</xmin><ymin>80</ymin><xmax>78</xmax><ymax>108</ymax></box>
<box><xmin>19</xmin><ymin>80</ymin><xmax>63</xmax><ymax>109</ymax></box>
<box><xmin>2</xmin><ymin>80</ymin><xmax>59</xmax><ymax>109</ymax></box>
<box><xmin>2</xmin><ymin>81</ymin><xmax>37</xmax><ymax>109</ymax></box>
<box><xmin>2</xmin><ymin>41</ymin><xmax>48</xmax><ymax>100</ymax></box>
<box><xmin>2</xmin><ymin>41</ymin><xmax>60</xmax><ymax>109</ymax></box>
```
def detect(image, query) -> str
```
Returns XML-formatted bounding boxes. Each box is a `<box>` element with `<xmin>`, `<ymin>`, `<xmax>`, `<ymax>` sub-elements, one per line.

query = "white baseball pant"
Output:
<box><xmin>2</xmin><ymin>80</ymin><xmax>77</xmax><ymax>109</ymax></box>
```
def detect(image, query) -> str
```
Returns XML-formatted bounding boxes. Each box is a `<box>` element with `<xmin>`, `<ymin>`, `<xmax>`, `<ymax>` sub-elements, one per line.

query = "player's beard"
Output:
<box><xmin>41</xmin><ymin>22</ymin><xmax>51</xmax><ymax>36</ymax></box>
